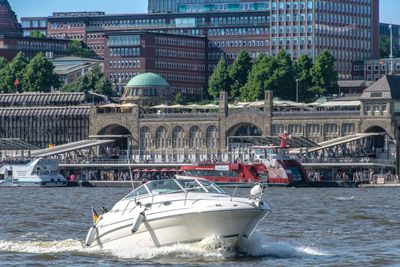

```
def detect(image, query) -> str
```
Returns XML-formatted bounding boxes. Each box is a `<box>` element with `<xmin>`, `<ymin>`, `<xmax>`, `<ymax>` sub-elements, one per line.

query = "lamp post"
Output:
<box><xmin>296</xmin><ymin>79</ymin><xmax>299</xmax><ymax>103</ymax></box>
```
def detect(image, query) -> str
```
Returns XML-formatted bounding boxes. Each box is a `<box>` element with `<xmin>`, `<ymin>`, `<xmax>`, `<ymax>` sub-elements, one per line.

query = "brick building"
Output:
<box><xmin>0</xmin><ymin>0</ymin><xmax>69</xmax><ymax>60</ymax></box>
<box><xmin>104</xmin><ymin>31</ymin><xmax>206</xmax><ymax>98</ymax></box>
<box><xmin>17</xmin><ymin>0</ymin><xmax>378</xmax><ymax>97</ymax></box>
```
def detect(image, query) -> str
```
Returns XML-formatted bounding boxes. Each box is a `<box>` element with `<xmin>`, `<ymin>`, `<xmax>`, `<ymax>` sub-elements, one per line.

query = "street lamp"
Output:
<box><xmin>296</xmin><ymin>79</ymin><xmax>299</xmax><ymax>103</ymax></box>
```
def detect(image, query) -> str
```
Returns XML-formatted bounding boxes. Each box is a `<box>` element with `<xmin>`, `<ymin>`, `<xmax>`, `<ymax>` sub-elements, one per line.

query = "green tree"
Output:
<box><xmin>208</xmin><ymin>58</ymin><xmax>231</xmax><ymax>98</ymax></box>
<box><xmin>67</xmin><ymin>39</ymin><xmax>96</xmax><ymax>58</ymax></box>
<box><xmin>228</xmin><ymin>50</ymin><xmax>252</xmax><ymax>99</ymax></box>
<box><xmin>379</xmin><ymin>35</ymin><xmax>400</xmax><ymax>58</ymax></box>
<box><xmin>94</xmin><ymin>76</ymin><xmax>113</xmax><ymax>96</ymax></box>
<box><xmin>30</xmin><ymin>30</ymin><xmax>46</xmax><ymax>38</ymax></box>
<box><xmin>61</xmin><ymin>64</ymin><xmax>114</xmax><ymax>97</ymax></box>
<box><xmin>22</xmin><ymin>53</ymin><xmax>61</xmax><ymax>92</ymax></box>
<box><xmin>174</xmin><ymin>92</ymin><xmax>185</xmax><ymax>105</ymax></box>
<box><xmin>0</xmin><ymin>52</ymin><xmax>29</xmax><ymax>93</ymax></box>
<box><xmin>380</xmin><ymin>35</ymin><xmax>391</xmax><ymax>58</ymax></box>
<box><xmin>294</xmin><ymin>55</ymin><xmax>314</xmax><ymax>102</ymax></box>
<box><xmin>311</xmin><ymin>49</ymin><xmax>338</xmax><ymax>95</ymax></box>
<box><xmin>266</xmin><ymin>50</ymin><xmax>296</xmax><ymax>100</ymax></box>
<box><xmin>0</xmin><ymin>57</ymin><xmax>8</xmax><ymax>70</ymax></box>
<box><xmin>240</xmin><ymin>54</ymin><xmax>271</xmax><ymax>101</ymax></box>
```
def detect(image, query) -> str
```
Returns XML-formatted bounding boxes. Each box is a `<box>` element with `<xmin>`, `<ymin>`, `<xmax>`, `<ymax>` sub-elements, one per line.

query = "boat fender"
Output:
<box><xmin>85</xmin><ymin>226</ymin><xmax>97</xmax><ymax>247</ymax></box>
<box><xmin>131</xmin><ymin>208</ymin><xmax>146</xmax><ymax>233</ymax></box>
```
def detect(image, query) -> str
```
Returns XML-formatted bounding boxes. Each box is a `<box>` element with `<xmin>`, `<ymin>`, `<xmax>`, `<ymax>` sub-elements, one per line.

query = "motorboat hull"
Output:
<box><xmin>0</xmin><ymin>179</ymin><xmax>67</xmax><ymax>187</ymax></box>
<box><xmin>88</xmin><ymin>207</ymin><xmax>269</xmax><ymax>250</ymax></box>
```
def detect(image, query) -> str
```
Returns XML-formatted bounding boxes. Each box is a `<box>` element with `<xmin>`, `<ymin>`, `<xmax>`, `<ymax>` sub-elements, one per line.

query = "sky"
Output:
<box><xmin>7</xmin><ymin>0</ymin><xmax>400</xmax><ymax>25</ymax></box>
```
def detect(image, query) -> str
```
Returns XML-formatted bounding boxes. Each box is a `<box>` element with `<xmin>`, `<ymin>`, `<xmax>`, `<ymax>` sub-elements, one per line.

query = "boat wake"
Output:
<box><xmin>334</xmin><ymin>196</ymin><xmax>356</xmax><ymax>201</ymax></box>
<box><xmin>239</xmin><ymin>234</ymin><xmax>329</xmax><ymax>258</ymax></box>
<box><xmin>0</xmin><ymin>234</ymin><xmax>329</xmax><ymax>261</ymax></box>
<box><xmin>0</xmin><ymin>239</ymin><xmax>84</xmax><ymax>254</ymax></box>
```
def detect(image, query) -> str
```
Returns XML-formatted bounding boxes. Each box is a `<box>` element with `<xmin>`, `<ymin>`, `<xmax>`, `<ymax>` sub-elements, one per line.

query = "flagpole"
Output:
<box><xmin>390</xmin><ymin>24</ymin><xmax>394</xmax><ymax>75</ymax></box>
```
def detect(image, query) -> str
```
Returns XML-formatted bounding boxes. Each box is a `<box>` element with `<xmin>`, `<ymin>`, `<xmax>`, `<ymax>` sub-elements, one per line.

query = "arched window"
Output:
<box><xmin>206</xmin><ymin>126</ymin><xmax>218</xmax><ymax>148</ymax></box>
<box><xmin>172</xmin><ymin>126</ymin><xmax>184</xmax><ymax>148</ymax></box>
<box><xmin>156</xmin><ymin>127</ymin><xmax>167</xmax><ymax>148</ymax></box>
<box><xmin>189</xmin><ymin>126</ymin><xmax>202</xmax><ymax>148</ymax></box>
<box><xmin>140</xmin><ymin>127</ymin><xmax>151</xmax><ymax>149</ymax></box>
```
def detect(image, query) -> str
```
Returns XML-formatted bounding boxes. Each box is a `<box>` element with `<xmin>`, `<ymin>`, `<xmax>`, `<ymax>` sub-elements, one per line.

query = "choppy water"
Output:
<box><xmin>0</xmin><ymin>187</ymin><xmax>399</xmax><ymax>266</ymax></box>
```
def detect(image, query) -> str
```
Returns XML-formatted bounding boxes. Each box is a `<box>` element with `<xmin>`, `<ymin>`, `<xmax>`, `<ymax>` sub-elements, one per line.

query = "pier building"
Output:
<box><xmin>0</xmin><ymin>75</ymin><xmax>397</xmax><ymax>165</ymax></box>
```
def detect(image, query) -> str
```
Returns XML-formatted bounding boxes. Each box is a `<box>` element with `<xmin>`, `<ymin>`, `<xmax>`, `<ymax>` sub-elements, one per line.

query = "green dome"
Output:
<box><xmin>126</xmin><ymin>72</ymin><xmax>169</xmax><ymax>87</ymax></box>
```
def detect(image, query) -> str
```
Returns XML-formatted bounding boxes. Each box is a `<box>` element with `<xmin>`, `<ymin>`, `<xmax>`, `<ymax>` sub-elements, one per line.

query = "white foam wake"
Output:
<box><xmin>109</xmin><ymin>235</ymin><xmax>234</xmax><ymax>260</ymax></box>
<box><xmin>0</xmin><ymin>239</ymin><xmax>84</xmax><ymax>254</ymax></box>
<box><xmin>0</xmin><ymin>234</ymin><xmax>329</xmax><ymax>260</ymax></box>
<box><xmin>239</xmin><ymin>234</ymin><xmax>330</xmax><ymax>258</ymax></box>
<box><xmin>334</xmin><ymin>196</ymin><xmax>356</xmax><ymax>201</ymax></box>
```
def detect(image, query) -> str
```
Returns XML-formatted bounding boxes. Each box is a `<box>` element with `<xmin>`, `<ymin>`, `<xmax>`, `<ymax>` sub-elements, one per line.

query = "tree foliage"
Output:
<box><xmin>208</xmin><ymin>49</ymin><xmax>340</xmax><ymax>102</ymax></box>
<box><xmin>30</xmin><ymin>30</ymin><xmax>46</xmax><ymax>38</ymax></box>
<box><xmin>174</xmin><ymin>92</ymin><xmax>186</xmax><ymax>105</ymax></box>
<box><xmin>0</xmin><ymin>52</ymin><xmax>29</xmax><ymax>93</ymax></box>
<box><xmin>379</xmin><ymin>35</ymin><xmax>400</xmax><ymax>59</ymax></box>
<box><xmin>61</xmin><ymin>64</ymin><xmax>114</xmax><ymax>97</ymax></box>
<box><xmin>22</xmin><ymin>53</ymin><xmax>61</xmax><ymax>92</ymax></box>
<box><xmin>0</xmin><ymin>57</ymin><xmax>8</xmax><ymax>69</ymax></box>
<box><xmin>294</xmin><ymin>55</ymin><xmax>314</xmax><ymax>102</ymax></box>
<box><xmin>311</xmin><ymin>49</ymin><xmax>338</xmax><ymax>95</ymax></box>
<box><xmin>228</xmin><ymin>50</ymin><xmax>252</xmax><ymax>99</ymax></box>
<box><xmin>208</xmin><ymin>58</ymin><xmax>231</xmax><ymax>98</ymax></box>
<box><xmin>67</xmin><ymin>39</ymin><xmax>97</xmax><ymax>58</ymax></box>
<box><xmin>240</xmin><ymin>54</ymin><xmax>270</xmax><ymax>101</ymax></box>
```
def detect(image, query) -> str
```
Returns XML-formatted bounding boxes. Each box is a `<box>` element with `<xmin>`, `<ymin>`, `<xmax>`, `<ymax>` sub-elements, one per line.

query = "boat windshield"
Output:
<box><xmin>124</xmin><ymin>178</ymin><xmax>226</xmax><ymax>199</ymax></box>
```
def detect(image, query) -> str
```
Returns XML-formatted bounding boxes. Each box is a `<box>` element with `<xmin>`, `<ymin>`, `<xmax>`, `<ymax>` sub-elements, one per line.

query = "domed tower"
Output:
<box><xmin>121</xmin><ymin>72</ymin><xmax>171</xmax><ymax>106</ymax></box>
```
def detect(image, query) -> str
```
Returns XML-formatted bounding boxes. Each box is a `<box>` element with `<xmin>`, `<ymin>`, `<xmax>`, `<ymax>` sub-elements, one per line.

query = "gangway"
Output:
<box><xmin>31</xmin><ymin>139</ymin><xmax>115</xmax><ymax>157</ymax></box>
<box><xmin>290</xmin><ymin>133</ymin><xmax>386</xmax><ymax>158</ymax></box>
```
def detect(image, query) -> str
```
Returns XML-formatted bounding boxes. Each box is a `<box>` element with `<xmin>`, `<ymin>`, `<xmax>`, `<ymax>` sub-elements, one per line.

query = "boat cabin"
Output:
<box><xmin>252</xmin><ymin>146</ymin><xmax>290</xmax><ymax>162</ymax></box>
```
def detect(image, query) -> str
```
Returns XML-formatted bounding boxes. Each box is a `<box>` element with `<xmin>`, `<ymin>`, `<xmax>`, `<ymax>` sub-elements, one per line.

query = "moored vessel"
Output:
<box><xmin>0</xmin><ymin>158</ymin><xmax>67</xmax><ymax>187</ymax></box>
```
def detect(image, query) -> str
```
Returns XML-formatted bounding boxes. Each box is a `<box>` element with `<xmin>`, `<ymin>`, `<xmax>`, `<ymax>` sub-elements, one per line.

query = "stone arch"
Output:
<box><xmin>364</xmin><ymin>126</ymin><xmax>388</xmax><ymax>152</ymax></box>
<box><xmin>226</xmin><ymin>123</ymin><xmax>262</xmax><ymax>137</ymax></box>
<box><xmin>155</xmin><ymin>126</ymin><xmax>168</xmax><ymax>148</ymax></box>
<box><xmin>225</xmin><ymin>110</ymin><xmax>265</xmax><ymax>136</ymax></box>
<box><xmin>97</xmin><ymin>124</ymin><xmax>131</xmax><ymax>149</ymax></box>
<box><xmin>206</xmin><ymin>125</ymin><xmax>218</xmax><ymax>148</ymax></box>
<box><xmin>172</xmin><ymin>126</ymin><xmax>185</xmax><ymax>149</ymax></box>
<box><xmin>140</xmin><ymin>126</ymin><xmax>151</xmax><ymax>149</ymax></box>
<box><xmin>226</xmin><ymin>122</ymin><xmax>262</xmax><ymax>149</ymax></box>
<box><xmin>189</xmin><ymin>126</ymin><xmax>202</xmax><ymax>148</ymax></box>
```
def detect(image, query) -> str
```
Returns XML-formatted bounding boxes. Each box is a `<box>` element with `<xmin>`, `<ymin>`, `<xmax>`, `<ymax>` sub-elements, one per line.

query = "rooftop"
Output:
<box><xmin>126</xmin><ymin>73</ymin><xmax>169</xmax><ymax>88</ymax></box>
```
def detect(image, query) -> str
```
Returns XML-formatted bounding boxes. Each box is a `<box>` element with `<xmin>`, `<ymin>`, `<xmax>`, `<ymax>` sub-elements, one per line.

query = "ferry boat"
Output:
<box><xmin>0</xmin><ymin>158</ymin><xmax>67</xmax><ymax>187</ymax></box>
<box><xmin>177</xmin><ymin>162</ymin><xmax>268</xmax><ymax>187</ymax></box>
<box><xmin>252</xmin><ymin>145</ymin><xmax>307</xmax><ymax>187</ymax></box>
<box><xmin>178</xmin><ymin>136</ymin><xmax>307</xmax><ymax>187</ymax></box>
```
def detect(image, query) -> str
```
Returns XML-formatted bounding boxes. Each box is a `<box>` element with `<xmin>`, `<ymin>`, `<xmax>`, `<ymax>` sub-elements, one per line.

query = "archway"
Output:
<box><xmin>364</xmin><ymin>126</ymin><xmax>388</xmax><ymax>158</ymax></box>
<box><xmin>226</xmin><ymin>123</ymin><xmax>262</xmax><ymax>150</ymax></box>
<box><xmin>97</xmin><ymin>124</ymin><xmax>132</xmax><ymax>150</ymax></box>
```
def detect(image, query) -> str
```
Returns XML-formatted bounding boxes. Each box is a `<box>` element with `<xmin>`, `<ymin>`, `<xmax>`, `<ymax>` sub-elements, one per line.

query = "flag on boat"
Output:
<box><xmin>91</xmin><ymin>206</ymin><xmax>99</xmax><ymax>224</ymax></box>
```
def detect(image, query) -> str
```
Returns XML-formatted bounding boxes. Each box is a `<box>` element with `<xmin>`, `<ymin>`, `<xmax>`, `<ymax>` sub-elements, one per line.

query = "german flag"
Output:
<box><xmin>91</xmin><ymin>206</ymin><xmax>99</xmax><ymax>224</ymax></box>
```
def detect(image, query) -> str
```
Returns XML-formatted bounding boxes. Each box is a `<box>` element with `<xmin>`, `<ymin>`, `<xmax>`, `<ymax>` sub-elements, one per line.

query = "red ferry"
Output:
<box><xmin>178</xmin><ymin>163</ymin><xmax>268</xmax><ymax>187</ymax></box>
<box><xmin>177</xmin><ymin>145</ymin><xmax>307</xmax><ymax>187</ymax></box>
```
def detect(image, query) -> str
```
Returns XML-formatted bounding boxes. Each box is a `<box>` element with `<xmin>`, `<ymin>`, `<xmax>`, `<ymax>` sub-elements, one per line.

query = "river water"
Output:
<box><xmin>0</xmin><ymin>187</ymin><xmax>399</xmax><ymax>266</ymax></box>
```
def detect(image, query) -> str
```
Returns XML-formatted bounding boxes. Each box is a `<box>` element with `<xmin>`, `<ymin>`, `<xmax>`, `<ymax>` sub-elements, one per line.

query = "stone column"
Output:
<box><xmin>263</xmin><ymin>90</ymin><xmax>273</xmax><ymax>135</ymax></box>
<box><xmin>218</xmin><ymin>91</ymin><xmax>228</xmax><ymax>153</ymax></box>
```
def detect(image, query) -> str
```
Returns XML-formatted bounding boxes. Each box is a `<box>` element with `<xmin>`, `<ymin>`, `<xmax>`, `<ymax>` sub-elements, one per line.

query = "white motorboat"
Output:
<box><xmin>0</xmin><ymin>158</ymin><xmax>67</xmax><ymax>187</ymax></box>
<box><xmin>84</xmin><ymin>178</ymin><xmax>270</xmax><ymax>250</ymax></box>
